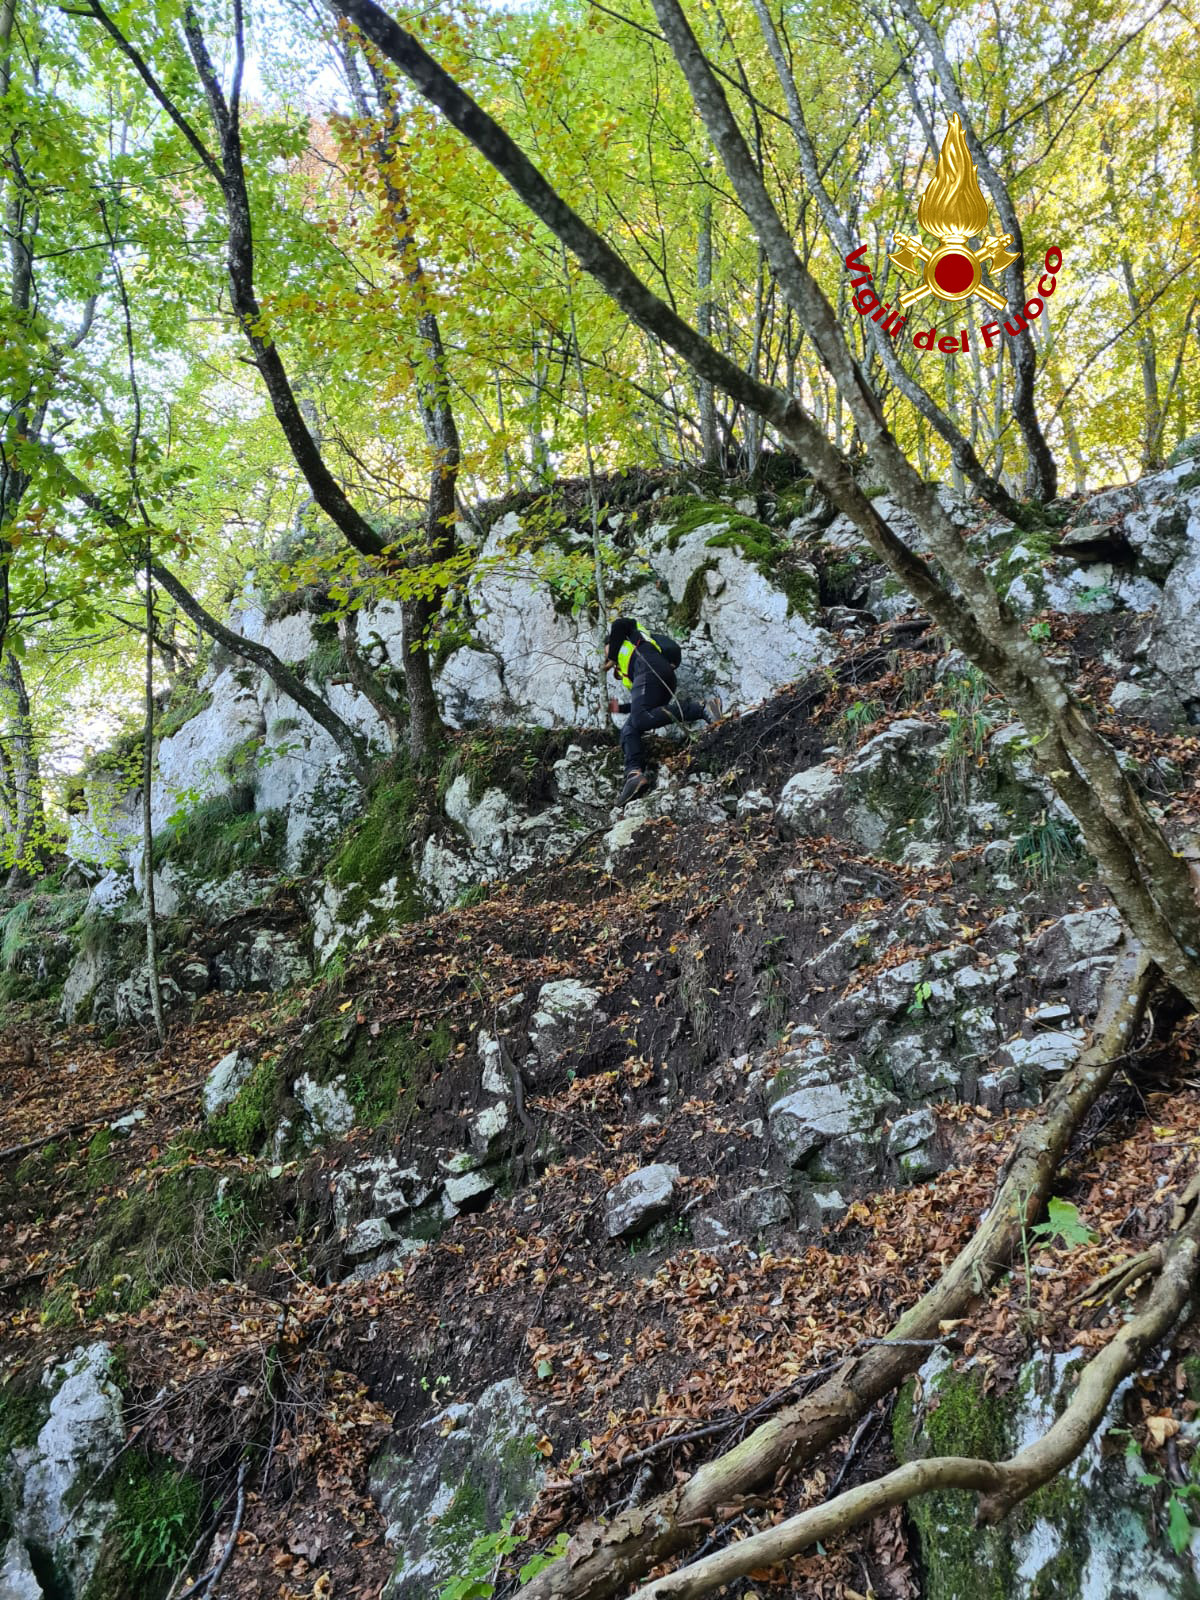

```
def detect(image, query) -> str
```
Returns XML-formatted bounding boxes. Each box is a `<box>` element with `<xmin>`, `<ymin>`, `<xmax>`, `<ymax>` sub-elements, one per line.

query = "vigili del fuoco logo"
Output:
<box><xmin>843</xmin><ymin>113</ymin><xmax>1063</xmax><ymax>356</ymax></box>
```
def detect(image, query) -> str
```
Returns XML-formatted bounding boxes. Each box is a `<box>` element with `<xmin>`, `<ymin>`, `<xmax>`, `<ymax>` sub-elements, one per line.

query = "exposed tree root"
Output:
<box><xmin>625</xmin><ymin>1174</ymin><xmax>1200</xmax><ymax>1598</ymax></box>
<box><xmin>515</xmin><ymin>943</ymin><xmax>1156</xmax><ymax>1599</ymax></box>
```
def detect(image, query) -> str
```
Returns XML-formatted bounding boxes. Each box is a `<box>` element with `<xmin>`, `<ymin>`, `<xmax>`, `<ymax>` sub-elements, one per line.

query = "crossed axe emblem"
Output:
<box><xmin>889</xmin><ymin>231</ymin><xmax>1020</xmax><ymax>312</ymax></box>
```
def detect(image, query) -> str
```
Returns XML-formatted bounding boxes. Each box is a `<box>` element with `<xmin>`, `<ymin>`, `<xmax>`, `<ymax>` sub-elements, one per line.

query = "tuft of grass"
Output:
<box><xmin>155</xmin><ymin>688</ymin><xmax>213</xmax><ymax>743</ymax></box>
<box><xmin>85</xmin><ymin>1451</ymin><xmax>203</xmax><ymax>1600</ymax></box>
<box><xmin>838</xmin><ymin>697</ymin><xmax>884</xmax><ymax>746</ymax></box>
<box><xmin>155</xmin><ymin>794</ymin><xmax>285</xmax><ymax>880</ymax></box>
<box><xmin>1007</xmin><ymin>813</ymin><xmax>1081</xmax><ymax>884</ymax></box>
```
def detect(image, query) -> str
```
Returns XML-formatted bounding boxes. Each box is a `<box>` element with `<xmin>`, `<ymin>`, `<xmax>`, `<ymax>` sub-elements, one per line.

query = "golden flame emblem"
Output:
<box><xmin>889</xmin><ymin>114</ymin><xmax>1019</xmax><ymax>312</ymax></box>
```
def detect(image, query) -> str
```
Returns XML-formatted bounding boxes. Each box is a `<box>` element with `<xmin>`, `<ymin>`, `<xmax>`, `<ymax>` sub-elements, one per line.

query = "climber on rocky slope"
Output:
<box><xmin>605</xmin><ymin>617</ymin><xmax>722</xmax><ymax>806</ymax></box>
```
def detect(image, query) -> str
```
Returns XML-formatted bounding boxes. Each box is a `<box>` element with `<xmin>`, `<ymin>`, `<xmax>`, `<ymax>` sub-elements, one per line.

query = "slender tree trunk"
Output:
<box><xmin>527</xmin><ymin>338</ymin><xmax>549</xmax><ymax>482</ymax></box>
<box><xmin>562</xmin><ymin>246</ymin><xmax>610</xmax><ymax>721</ymax></box>
<box><xmin>1151</xmin><ymin>295</ymin><xmax>1197</xmax><ymax>465</ymax></box>
<box><xmin>1119</xmin><ymin>254</ymin><xmax>1164</xmax><ymax>469</ymax></box>
<box><xmin>1042</xmin><ymin>331</ymin><xmax>1087</xmax><ymax>494</ymax></box>
<box><xmin>1</xmin><ymin>651</ymin><xmax>46</xmax><ymax>888</ymax></box>
<box><xmin>340</xmin><ymin>31</ymin><xmax>461</xmax><ymax>767</ymax></box>
<box><xmin>696</xmin><ymin>198</ymin><xmax>719</xmax><ymax>469</ymax></box>
<box><xmin>141</xmin><ymin>556</ymin><xmax>166</xmax><ymax>1048</ymax></box>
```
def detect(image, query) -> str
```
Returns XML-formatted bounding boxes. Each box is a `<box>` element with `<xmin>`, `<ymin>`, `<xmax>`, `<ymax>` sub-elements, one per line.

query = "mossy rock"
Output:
<box><xmin>436</xmin><ymin>725</ymin><xmax>588</xmax><ymax>812</ymax></box>
<box><xmin>651</xmin><ymin>495</ymin><xmax>771</xmax><ymax>549</ymax></box>
<box><xmin>292</xmin><ymin>1012</ymin><xmax>454</xmax><ymax>1134</ymax></box>
<box><xmin>669</xmin><ymin>560</ymin><xmax>718</xmax><ymax>632</ymax></box>
<box><xmin>325</xmin><ymin>759</ymin><xmax>425</xmax><ymax>932</ymax></box>
<box><xmin>206</xmin><ymin>1056</ymin><xmax>287</xmax><ymax>1155</ymax></box>
<box><xmin>155</xmin><ymin>688</ymin><xmax>213</xmax><ymax>743</ymax></box>
<box><xmin>895</xmin><ymin>1355</ymin><xmax>1200</xmax><ymax>1600</ymax></box>
<box><xmin>653</xmin><ymin>499</ymin><xmax>819</xmax><ymax>619</ymax></box>
<box><xmin>894</xmin><ymin>1361</ymin><xmax>1015</xmax><ymax>1600</ymax></box>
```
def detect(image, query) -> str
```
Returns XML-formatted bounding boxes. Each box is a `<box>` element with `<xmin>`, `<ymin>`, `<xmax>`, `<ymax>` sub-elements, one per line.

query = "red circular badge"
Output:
<box><xmin>932</xmin><ymin>251</ymin><xmax>976</xmax><ymax>295</ymax></box>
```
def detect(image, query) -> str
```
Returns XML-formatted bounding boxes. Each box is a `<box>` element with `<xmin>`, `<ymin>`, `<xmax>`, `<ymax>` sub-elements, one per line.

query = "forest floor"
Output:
<box><xmin>3</xmin><ymin>611</ymin><xmax>1200</xmax><ymax>1599</ymax></box>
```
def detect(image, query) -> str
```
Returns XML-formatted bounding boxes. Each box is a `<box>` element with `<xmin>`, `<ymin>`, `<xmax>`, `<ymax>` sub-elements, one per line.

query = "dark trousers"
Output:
<box><xmin>620</xmin><ymin>669</ymin><xmax>703</xmax><ymax>774</ymax></box>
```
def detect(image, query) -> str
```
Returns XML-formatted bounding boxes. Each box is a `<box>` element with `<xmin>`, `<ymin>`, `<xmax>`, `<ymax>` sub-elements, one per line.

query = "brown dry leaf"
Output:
<box><xmin>1146</xmin><ymin>1414</ymin><xmax>1180</xmax><ymax>1446</ymax></box>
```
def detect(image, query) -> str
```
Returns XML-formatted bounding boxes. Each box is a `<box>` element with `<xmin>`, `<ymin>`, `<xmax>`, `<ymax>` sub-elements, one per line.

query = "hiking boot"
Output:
<box><xmin>702</xmin><ymin>694</ymin><xmax>724</xmax><ymax>724</ymax></box>
<box><xmin>617</xmin><ymin>770</ymin><xmax>652</xmax><ymax>807</ymax></box>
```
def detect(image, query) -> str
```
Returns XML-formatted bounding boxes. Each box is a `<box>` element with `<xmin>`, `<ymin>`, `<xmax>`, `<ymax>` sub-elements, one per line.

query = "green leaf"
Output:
<box><xmin>1168</xmin><ymin>1491</ymin><xmax>1193</xmax><ymax>1554</ymax></box>
<box><xmin>1030</xmin><ymin>1197</ymin><xmax>1097</xmax><ymax>1249</ymax></box>
<box><xmin>536</xmin><ymin>1358</ymin><xmax>554</xmax><ymax>1379</ymax></box>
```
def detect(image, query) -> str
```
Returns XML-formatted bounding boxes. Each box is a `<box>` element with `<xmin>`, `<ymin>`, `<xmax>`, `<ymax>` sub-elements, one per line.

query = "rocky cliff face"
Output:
<box><xmin>3</xmin><ymin>450</ymin><xmax>1200</xmax><ymax>1600</ymax></box>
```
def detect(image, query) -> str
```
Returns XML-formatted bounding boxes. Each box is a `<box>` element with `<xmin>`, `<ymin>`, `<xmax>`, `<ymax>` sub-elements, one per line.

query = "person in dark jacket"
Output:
<box><xmin>604</xmin><ymin>618</ymin><xmax>722</xmax><ymax>806</ymax></box>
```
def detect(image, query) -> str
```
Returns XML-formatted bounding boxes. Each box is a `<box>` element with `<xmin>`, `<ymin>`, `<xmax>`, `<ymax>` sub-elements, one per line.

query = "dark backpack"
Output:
<box><xmin>644</xmin><ymin>628</ymin><xmax>682</xmax><ymax>669</ymax></box>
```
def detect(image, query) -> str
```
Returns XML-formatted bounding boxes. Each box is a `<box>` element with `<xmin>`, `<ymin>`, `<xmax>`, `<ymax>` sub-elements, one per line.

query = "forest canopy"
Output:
<box><xmin>0</xmin><ymin>0</ymin><xmax>1196</xmax><ymax>854</ymax></box>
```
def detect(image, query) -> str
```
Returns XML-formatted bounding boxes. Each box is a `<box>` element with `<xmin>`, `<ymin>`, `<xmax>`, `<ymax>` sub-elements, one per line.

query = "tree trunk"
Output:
<box><xmin>696</xmin><ymin>198</ymin><xmax>719</xmax><ymax>469</ymax></box>
<box><xmin>1</xmin><ymin>651</ymin><xmax>46</xmax><ymax>888</ymax></box>
<box><xmin>1120</xmin><ymin>253</ymin><xmax>1164</xmax><ymax>470</ymax></box>
<box><xmin>141</xmin><ymin>557</ymin><xmax>166</xmax><ymax>1048</ymax></box>
<box><xmin>337</xmin><ymin>29</ymin><xmax>461</xmax><ymax>768</ymax></box>
<box><xmin>149</xmin><ymin>562</ymin><xmax>370</xmax><ymax>781</ymax></box>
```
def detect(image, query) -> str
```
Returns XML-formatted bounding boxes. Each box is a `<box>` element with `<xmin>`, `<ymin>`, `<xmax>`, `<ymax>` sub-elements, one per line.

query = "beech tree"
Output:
<box><xmin>69</xmin><ymin>0</ymin><xmax>459</xmax><ymax>764</ymax></box>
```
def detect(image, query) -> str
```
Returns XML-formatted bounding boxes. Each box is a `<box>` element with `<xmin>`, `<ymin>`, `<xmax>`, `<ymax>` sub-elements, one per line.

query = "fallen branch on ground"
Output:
<box><xmin>0</xmin><ymin>1076</ymin><xmax>209</xmax><ymax>1164</ymax></box>
<box><xmin>626</xmin><ymin>1169</ymin><xmax>1200</xmax><ymax>1598</ymax></box>
<box><xmin>515</xmin><ymin>941</ymin><xmax>1156</xmax><ymax>1599</ymax></box>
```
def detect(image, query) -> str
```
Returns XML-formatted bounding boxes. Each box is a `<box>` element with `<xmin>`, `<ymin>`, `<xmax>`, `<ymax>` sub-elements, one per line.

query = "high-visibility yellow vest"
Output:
<box><xmin>616</xmin><ymin>633</ymin><xmax>662</xmax><ymax>690</ymax></box>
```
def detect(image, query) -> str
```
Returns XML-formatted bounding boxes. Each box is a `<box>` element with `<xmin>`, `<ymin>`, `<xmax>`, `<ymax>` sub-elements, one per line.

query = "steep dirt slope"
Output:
<box><xmin>2</xmin><ymin>608</ymin><xmax>1200</xmax><ymax>1600</ymax></box>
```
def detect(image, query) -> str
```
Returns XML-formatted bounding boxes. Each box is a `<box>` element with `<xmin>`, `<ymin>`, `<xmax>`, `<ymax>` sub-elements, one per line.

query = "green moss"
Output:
<box><xmin>344</xmin><ymin>1020</ymin><xmax>453</xmax><ymax>1126</ymax></box>
<box><xmin>436</xmin><ymin>726</ymin><xmax>582</xmax><ymax>810</ymax></box>
<box><xmin>0</xmin><ymin>1376</ymin><xmax>50</xmax><ymax>1541</ymax></box>
<box><xmin>304</xmin><ymin>632</ymin><xmax>345</xmax><ymax>686</ymax></box>
<box><xmin>1180</xmin><ymin>1356</ymin><xmax>1200</xmax><ymax>1404</ymax></box>
<box><xmin>430</xmin><ymin>1469</ymin><xmax>490</xmax><ymax>1561</ymax></box>
<box><xmin>298</xmin><ymin>1014</ymin><xmax>454</xmax><ymax>1132</ymax></box>
<box><xmin>652</xmin><ymin>510</ymin><xmax>819</xmax><ymax>620</ymax></box>
<box><xmin>86</xmin><ymin>1127</ymin><xmax>118</xmax><ymax>1189</ymax></box>
<box><xmin>0</xmin><ymin>1377</ymin><xmax>50</xmax><ymax>1456</ymax></box>
<box><xmin>68</xmin><ymin>1165</ymin><xmax>292</xmax><ymax>1314</ymax></box>
<box><xmin>1168</xmin><ymin>434</ymin><xmax>1200</xmax><ymax>467</ymax></box>
<box><xmin>327</xmin><ymin>759</ymin><xmax>424</xmax><ymax>931</ymax></box>
<box><xmin>207</xmin><ymin>1057</ymin><xmax>283</xmax><ymax>1155</ymax></box>
<box><xmin>898</xmin><ymin>1364</ymin><xmax>1014</xmax><ymax>1600</ymax></box>
<box><xmin>84</xmin><ymin>1451</ymin><xmax>202</xmax><ymax>1600</ymax></box>
<box><xmin>155</xmin><ymin>793</ymin><xmax>285</xmax><ymax>880</ymax></box>
<box><xmin>651</xmin><ymin>496</ymin><xmax>768</xmax><ymax>550</ymax></box>
<box><xmin>155</xmin><ymin>688</ymin><xmax>212</xmax><ymax>743</ymax></box>
<box><xmin>669</xmin><ymin>561</ymin><xmax>717</xmax><ymax>632</ymax></box>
